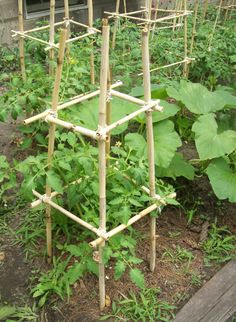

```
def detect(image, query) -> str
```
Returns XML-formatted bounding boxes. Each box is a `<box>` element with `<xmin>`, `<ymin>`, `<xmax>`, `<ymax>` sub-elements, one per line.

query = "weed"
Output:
<box><xmin>101</xmin><ymin>288</ymin><xmax>175</xmax><ymax>322</ymax></box>
<box><xmin>0</xmin><ymin>304</ymin><xmax>38</xmax><ymax>321</ymax></box>
<box><xmin>190</xmin><ymin>273</ymin><xmax>202</xmax><ymax>287</ymax></box>
<box><xmin>202</xmin><ymin>222</ymin><xmax>236</xmax><ymax>266</ymax></box>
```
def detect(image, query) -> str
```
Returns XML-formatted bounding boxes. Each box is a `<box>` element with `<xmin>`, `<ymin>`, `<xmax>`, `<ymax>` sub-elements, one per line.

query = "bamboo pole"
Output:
<box><xmin>106</xmin><ymin>69</ymin><xmax>112</xmax><ymax>161</ymax></box>
<box><xmin>45</xmin><ymin>31</ymin><xmax>95</xmax><ymax>51</ymax></box>
<box><xmin>105</xmin><ymin>11</ymin><xmax>190</xmax><ymax>24</ymax></box>
<box><xmin>45</xmin><ymin>25</ymin><xmax>68</xmax><ymax>264</ymax></box>
<box><xmin>32</xmin><ymin>190</ymin><xmax>105</xmax><ymax>238</ymax></box>
<box><xmin>172</xmin><ymin>0</ymin><xmax>179</xmax><ymax>32</ymax></box>
<box><xmin>12</xmin><ymin>30</ymin><xmax>59</xmax><ymax>49</ymax></box>
<box><xmin>97</xmin><ymin>19</ymin><xmax>110</xmax><ymax>311</ymax></box>
<box><xmin>112</xmin><ymin>0</ymin><xmax>120</xmax><ymax>49</ymax></box>
<box><xmin>24</xmin><ymin>81</ymin><xmax>122</xmax><ymax>125</ymax></box>
<box><xmin>183</xmin><ymin>0</ymin><xmax>188</xmax><ymax>78</ymax></box>
<box><xmin>49</xmin><ymin>0</ymin><xmax>55</xmax><ymax>76</ymax></box>
<box><xmin>90</xmin><ymin>204</ymin><xmax>159</xmax><ymax>248</ymax></box>
<box><xmin>45</xmin><ymin>116</ymin><xmax>98</xmax><ymax>140</ymax></box>
<box><xmin>69</xmin><ymin>19</ymin><xmax>100</xmax><ymax>33</ymax></box>
<box><xmin>88</xmin><ymin>0</ymin><xmax>95</xmax><ymax>84</ymax></box>
<box><xmin>31</xmin><ymin>178</ymin><xmax>83</xmax><ymax>208</ymax></box>
<box><xmin>208</xmin><ymin>0</ymin><xmax>223</xmax><ymax>51</ymax></box>
<box><xmin>202</xmin><ymin>0</ymin><xmax>209</xmax><ymax>20</ymax></box>
<box><xmin>98</xmin><ymin>102</ymin><xmax>162</xmax><ymax>136</ymax></box>
<box><xmin>64</xmin><ymin>0</ymin><xmax>71</xmax><ymax>57</ymax></box>
<box><xmin>23</xmin><ymin>21</ymin><xmax>64</xmax><ymax>34</ymax></box>
<box><xmin>18</xmin><ymin>0</ymin><xmax>26</xmax><ymax>81</ymax></box>
<box><xmin>142</xmin><ymin>26</ymin><xmax>157</xmax><ymax>273</ymax></box>
<box><xmin>190</xmin><ymin>0</ymin><xmax>199</xmax><ymax>55</ymax></box>
<box><xmin>138</xmin><ymin>58</ymin><xmax>193</xmax><ymax>75</ymax></box>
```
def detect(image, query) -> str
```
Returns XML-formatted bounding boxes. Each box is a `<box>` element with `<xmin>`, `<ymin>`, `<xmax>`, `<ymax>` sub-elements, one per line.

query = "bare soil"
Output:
<box><xmin>0</xmin><ymin>119</ymin><xmax>235</xmax><ymax>322</ymax></box>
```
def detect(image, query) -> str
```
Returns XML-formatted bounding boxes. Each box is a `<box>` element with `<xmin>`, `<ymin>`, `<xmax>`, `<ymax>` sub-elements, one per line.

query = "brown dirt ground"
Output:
<box><xmin>0</xmin><ymin>119</ymin><xmax>235</xmax><ymax>322</ymax></box>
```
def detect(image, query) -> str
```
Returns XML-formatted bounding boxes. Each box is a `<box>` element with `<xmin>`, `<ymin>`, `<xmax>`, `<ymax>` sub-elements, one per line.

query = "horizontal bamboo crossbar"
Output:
<box><xmin>105</xmin><ymin>11</ymin><xmax>191</xmax><ymax>24</ymax></box>
<box><xmin>69</xmin><ymin>19</ymin><xmax>101</xmax><ymax>33</ymax></box>
<box><xmin>45</xmin><ymin>31</ymin><xmax>96</xmax><ymax>51</ymax></box>
<box><xmin>23</xmin><ymin>21</ymin><xmax>65</xmax><ymax>34</ymax></box>
<box><xmin>12</xmin><ymin>19</ymin><xmax>99</xmax><ymax>51</ymax></box>
<box><xmin>24</xmin><ymin>81</ymin><xmax>122</xmax><ymax>125</ymax></box>
<box><xmin>90</xmin><ymin>204</ymin><xmax>159</xmax><ymax>248</ymax></box>
<box><xmin>45</xmin><ymin>115</ymin><xmax>99</xmax><ymax>140</ymax></box>
<box><xmin>31</xmin><ymin>178</ymin><xmax>84</xmax><ymax>208</ymax></box>
<box><xmin>32</xmin><ymin>190</ymin><xmax>105</xmax><ymax>238</ymax></box>
<box><xmin>138</xmin><ymin>57</ymin><xmax>194</xmax><ymax>75</ymax></box>
<box><xmin>97</xmin><ymin>101</ymin><xmax>163</xmax><ymax>136</ymax></box>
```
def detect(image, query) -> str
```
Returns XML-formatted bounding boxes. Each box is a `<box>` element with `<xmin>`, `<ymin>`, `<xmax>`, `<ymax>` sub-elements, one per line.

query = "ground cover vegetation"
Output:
<box><xmin>0</xmin><ymin>4</ymin><xmax>236</xmax><ymax>321</ymax></box>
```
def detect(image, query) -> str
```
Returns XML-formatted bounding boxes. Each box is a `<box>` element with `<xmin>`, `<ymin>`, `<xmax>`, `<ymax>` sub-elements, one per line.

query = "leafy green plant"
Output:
<box><xmin>202</xmin><ymin>222</ymin><xmax>235</xmax><ymax>266</ymax></box>
<box><xmin>162</xmin><ymin>246</ymin><xmax>194</xmax><ymax>264</ymax></box>
<box><xmin>0</xmin><ymin>156</ymin><xmax>17</xmax><ymax>208</ymax></box>
<box><xmin>101</xmin><ymin>288</ymin><xmax>175</xmax><ymax>322</ymax></box>
<box><xmin>0</xmin><ymin>304</ymin><xmax>38</xmax><ymax>322</ymax></box>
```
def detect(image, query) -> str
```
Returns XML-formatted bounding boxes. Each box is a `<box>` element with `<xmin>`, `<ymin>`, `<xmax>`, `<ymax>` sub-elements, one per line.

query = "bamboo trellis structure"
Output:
<box><xmin>106</xmin><ymin>0</ymin><xmax>194</xmax><ymax>77</ymax></box>
<box><xmin>12</xmin><ymin>0</ymin><xmax>97</xmax><ymax>83</ymax></box>
<box><xmin>24</xmin><ymin>19</ymin><xmax>177</xmax><ymax>310</ymax></box>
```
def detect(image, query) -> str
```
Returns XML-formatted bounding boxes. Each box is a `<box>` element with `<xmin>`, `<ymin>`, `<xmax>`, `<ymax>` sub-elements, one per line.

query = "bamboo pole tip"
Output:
<box><xmin>102</xmin><ymin>18</ymin><xmax>108</xmax><ymax>27</ymax></box>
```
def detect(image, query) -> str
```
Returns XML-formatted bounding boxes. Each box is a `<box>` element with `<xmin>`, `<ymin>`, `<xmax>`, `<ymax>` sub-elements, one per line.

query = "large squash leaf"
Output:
<box><xmin>153</xmin><ymin>120</ymin><xmax>182</xmax><ymax>168</ymax></box>
<box><xmin>156</xmin><ymin>152</ymin><xmax>195</xmax><ymax>180</ymax></box>
<box><xmin>167</xmin><ymin>81</ymin><xmax>236</xmax><ymax>115</ymax></box>
<box><xmin>192</xmin><ymin>113</ymin><xmax>236</xmax><ymax>160</ymax></box>
<box><xmin>62</xmin><ymin>97</ymin><xmax>138</xmax><ymax>135</ymax></box>
<box><xmin>125</xmin><ymin>133</ymin><xmax>146</xmax><ymax>157</ymax></box>
<box><xmin>207</xmin><ymin>158</ymin><xmax>236</xmax><ymax>202</ymax></box>
<box><xmin>124</xmin><ymin>120</ymin><xmax>181</xmax><ymax>169</ymax></box>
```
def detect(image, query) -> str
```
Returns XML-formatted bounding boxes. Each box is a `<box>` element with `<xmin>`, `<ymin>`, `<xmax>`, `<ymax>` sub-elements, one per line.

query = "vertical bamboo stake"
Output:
<box><xmin>98</xmin><ymin>19</ymin><xmax>109</xmax><ymax>310</ymax></box>
<box><xmin>18</xmin><ymin>0</ymin><xmax>26</xmax><ymax>81</ymax></box>
<box><xmin>49</xmin><ymin>0</ymin><xmax>55</xmax><ymax>76</ymax></box>
<box><xmin>45</xmin><ymin>25</ymin><xmax>68</xmax><ymax>264</ymax></box>
<box><xmin>172</xmin><ymin>0</ymin><xmax>178</xmax><ymax>33</ymax></box>
<box><xmin>88</xmin><ymin>0</ymin><xmax>95</xmax><ymax>84</ymax></box>
<box><xmin>112</xmin><ymin>0</ymin><xmax>120</xmax><ymax>49</ymax></box>
<box><xmin>64</xmin><ymin>0</ymin><xmax>71</xmax><ymax>57</ymax></box>
<box><xmin>190</xmin><ymin>0</ymin><xmax>199</xmax><ymax>54</ymax></box>
<box><xmin>123</xmin><ymin>0</ymin><xmax>127</xmax><ymax>15</ymax></box>
<box><xmin>177</xmin><ymin>0</ymin><xmax>184</xmax><ymax>28</ymax></box>
<box><xmin>151</xmin><ymin>0</ymin><xmax>159</xmax><ymax>39</ymax></box>
<box><xmin>202</xmin><ymin>0</ymin><xmax>209</xmax><ymax>20</ymax></box>
<box><xmin>208</xmin><ymin>0</ymin><xmax>223</xmax><ymax>50</ymax></box>
<box><xmin>183</xmin><ymin>0</ymin><xmax>188</xmax><ymax>78</ymax></box>
<box><xmin>106</xmin><ymin>69</ymin><xmax>111</xmax><ymax>161</ymax></box>
<box><xmin>142</xmin><ymin>26</ymin><xmax>156</xmax><ymax>273</ymax></box>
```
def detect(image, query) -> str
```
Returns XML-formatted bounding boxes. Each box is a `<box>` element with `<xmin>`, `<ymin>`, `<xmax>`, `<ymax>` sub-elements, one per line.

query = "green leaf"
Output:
<box><xmin>0</xmin><ymin>306</ymin><xmax>16</xmax><ymax>320</ymax></box>
<box><xmin>129</xmin><ymin>198</ymin><xmax>143</xmax><ymax>207</ymax></box>
<box><xmin>66</xmin><ymin>245</ymin><xmax>82</xmax><ymax>257</ymax></box>
<box><xmin>125</xmin><ymin>133</ymin><xmax>147</xmax><ymax>157</ymax></box>
<box><xmin>66</xmin><ymin>263</ymin><xmax>85</xmax><ymax>285</ymax></box>
<box><xmin>167</xmin><ymin>81</ymin><xmax>234</xmax><ymax>115</ymax></box>
<box><xmin>46</xmin><ymin>170</ymin><xmax>63</xmax><ymax>193</ymax></box>
<box><xmin>206</xmin><ymin>158</ymin><xmax>236</xmax><ymax>202</ymax></box>
<box><xmin>67</xmin><ymin>132</ymin><xmax>77</xmax><ymax>147</ymax></box>
<box><xmin>154</xmin><ymin>120</ymin><xmax>182</xmax><ymax>168</ymax></box>
<box><xmin>192</xmin><ymin>114</ymin><xmax>236</xmax><ymax>160</ymax></box>
<box><xmin>117</xmin><ymin>206</ymin><xmax>131</xmax><ymax>224</ymax></box>
<box><xmin>66</xmin><ymin>97</ymin><xmax>137</xmax><ymax>136</ymax></box>
<box><xmin>58</xmin><ymin>160</ymin><xmax>71</xmax><ymax>171</ymax></box>
<box><xmin>0</xmin><ymin>109</ymin><xmax>7</xmax><ymax>122</ymax></box>
<box><xmin>152</xmin><ymin>101</ymin><xmax>180</xmax><ymax>123</ymax></box>
<box><xmin>114</xmin><ymin>261</ymin><xmax>126</xmax><ymax>280</ymax></box>
<box><xmin>156</xmin><ymin>152</ymin><xmax>195</xmax><ymax>180</ymax></box>
<box><xmin>129</xmin><ymin>268</ymin><xmax>145</xmax><ymax>288</ymax></box>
